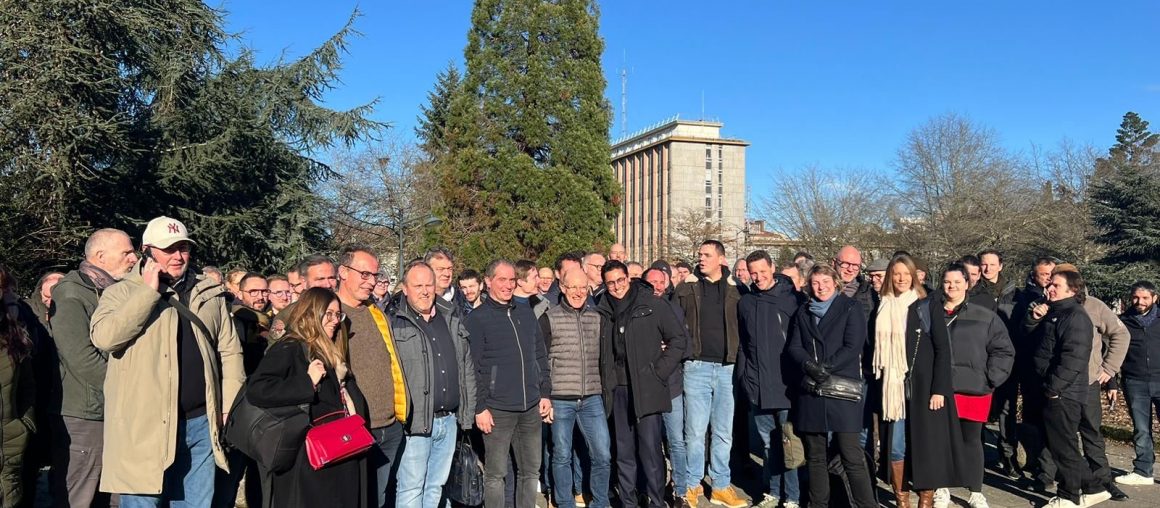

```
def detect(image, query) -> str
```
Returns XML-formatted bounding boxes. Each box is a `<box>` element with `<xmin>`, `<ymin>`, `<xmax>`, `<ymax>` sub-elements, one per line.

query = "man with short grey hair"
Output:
<box><xmin>425</xmin><ymin>247</ymin><xmax>469</xmax><ymax>317</ymax></box>
<box><xmin>49</xmin><ymin>228</ymin><xmax>139</xmax><ymax>508</ymax></box>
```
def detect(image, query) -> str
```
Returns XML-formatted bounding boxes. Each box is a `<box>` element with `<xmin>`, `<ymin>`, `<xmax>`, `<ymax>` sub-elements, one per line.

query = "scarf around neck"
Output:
<box><xmin>874</xmin><ymin>290</ymin><xmax>919</xmax><ymax>421</ymax></box>
<box><xmin>78</xmin><ymin>260</ymin><xmax>118</xmax><ymax>291</ymax></box>
<box><xmin>808</xmin><ymin>292</ymin><xmax>837</xmax><ymax>323</ymax></box>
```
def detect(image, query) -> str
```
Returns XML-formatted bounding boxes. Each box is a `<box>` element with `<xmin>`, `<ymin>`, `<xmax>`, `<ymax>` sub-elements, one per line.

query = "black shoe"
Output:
<box><xmin>1033</xmin><ymin>478</ymin><xmax>1055</xmax><ymax>494</ymax></box>
<box><xmin>996</xmin><ymin>457</ymin><xmax>1019</xmax><ymax>478</ymax></box>
<box><xmin>1106</xmin><ymin>483</ymin><xmax>1129</xmax><ymax>502</ymax></box>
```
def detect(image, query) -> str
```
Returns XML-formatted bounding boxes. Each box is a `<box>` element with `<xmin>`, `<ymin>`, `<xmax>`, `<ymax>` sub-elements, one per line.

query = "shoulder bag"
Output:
<box><xmin>305</xmin><ymin>386</ymin><xmax>374</xmax><ymax>470</ymax></box>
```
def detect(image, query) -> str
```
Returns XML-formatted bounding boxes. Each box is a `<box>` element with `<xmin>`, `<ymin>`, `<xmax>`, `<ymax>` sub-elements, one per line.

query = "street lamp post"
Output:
<box><xmin>390</xmin><ymin>215</ymin><xmax>442</xmax><ymax>282</ymax></box>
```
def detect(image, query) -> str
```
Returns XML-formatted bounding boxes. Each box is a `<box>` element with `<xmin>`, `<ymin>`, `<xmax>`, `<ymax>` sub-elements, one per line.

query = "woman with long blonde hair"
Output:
<box><xmin>248</xmin><ymin>287</ymin><xmax>369</xmax><ymax>507</ymax></box>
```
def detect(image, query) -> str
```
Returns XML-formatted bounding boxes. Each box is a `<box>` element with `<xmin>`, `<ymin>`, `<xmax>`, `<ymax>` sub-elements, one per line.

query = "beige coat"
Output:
<box><xmin>91</xmin><ymin>272</ymin><xmax>244</xmax><ymax>495</ymax></box>
<box><xmin>1083</xmin><ymin>296</ymin><xmax>1130</xmax><ymax>384</ymax></box>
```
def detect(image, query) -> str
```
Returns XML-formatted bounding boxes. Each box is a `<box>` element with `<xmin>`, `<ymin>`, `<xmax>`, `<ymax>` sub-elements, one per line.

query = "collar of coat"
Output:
<box><xmin>684</xmin><ymin>265</ymin><xmax>736</xmax><ymax>286</ymax></box>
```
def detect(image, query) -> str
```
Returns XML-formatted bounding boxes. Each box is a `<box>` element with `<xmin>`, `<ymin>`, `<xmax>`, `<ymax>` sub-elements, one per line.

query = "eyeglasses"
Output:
<box><xmin>605</xmin><ymin>277</ymin><xmax>630</xmax><ymax>288</ymax></box>
<box><xmin>323</xmin><ymin>310</ymin><xmax>346</xmax><ymax>322</ymax></box>
<box><xmin>375</xmin><ymin>279</ymin><xmax>391</xmax><ymax>286</ymax></box>
<box><xmin>835</xmin><ymin>260</ymin><xmax>860</xmax><ymax>270</ymax></box>
<box><xmin>270</xmin><ymin>290</ymin><xmax>293</xmax><ymax>298</ymax></box>
<box><xmin>342</xmin><ymin>264</ymin><xmax>379</xmax><ymax>282</ymax></box>
<box><xmin>562</xmin><ymin>285</ymin><xmax>588</xmax><ymax>292</ymax></box>
<box><xmin>244</xmin><ymin>289</ymin><xmax>270</xmax><ymax>297</ymax></box>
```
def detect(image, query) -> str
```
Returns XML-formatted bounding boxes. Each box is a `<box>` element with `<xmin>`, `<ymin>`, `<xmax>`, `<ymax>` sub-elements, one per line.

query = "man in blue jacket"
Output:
<box><xmin>465</xmin><ymin>259</ymin><xmax>552</xmax><ymax>508</ymax></box>
<box><xmin>737</xmin><ymin>250</ymin><xmax>805</xmax><ymax>508</ymax></box>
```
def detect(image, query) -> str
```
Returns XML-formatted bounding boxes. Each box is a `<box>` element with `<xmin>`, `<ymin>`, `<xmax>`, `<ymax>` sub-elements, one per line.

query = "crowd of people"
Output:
<box><xmin>1</xmin><ymin>215</ymin><xmax>1159</xmax><ymax>508</ymax></box>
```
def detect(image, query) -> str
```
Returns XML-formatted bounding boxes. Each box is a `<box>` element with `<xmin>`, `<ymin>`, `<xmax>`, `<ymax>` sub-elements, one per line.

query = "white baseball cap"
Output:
<box><xmin>142</xmin><ymin>216</ymin><xmax>196</xmax><ymax>249</ymax></box>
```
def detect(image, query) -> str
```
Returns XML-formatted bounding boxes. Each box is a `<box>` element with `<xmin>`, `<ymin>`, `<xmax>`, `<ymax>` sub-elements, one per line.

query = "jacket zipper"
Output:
<box><xmin>577</xmin><ymin>309</ymin><xmax>586</xmax><ymax>397</ymax></box>
<box><xmin>507</xmin><ymin>308</ymin><xmax>528</xmax><ymax>408</ymax></box>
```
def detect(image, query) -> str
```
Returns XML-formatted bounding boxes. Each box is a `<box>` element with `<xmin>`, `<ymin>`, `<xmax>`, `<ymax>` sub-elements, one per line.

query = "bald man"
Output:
<box><xmin>49</xmin><ymin>228</ymin><xmax>139</xmax><ymax>506</ymax></box>
<box><xmin>608</xmin><ymin>243</ymin><xmax>627</xmax><ymax>263</ymax></box>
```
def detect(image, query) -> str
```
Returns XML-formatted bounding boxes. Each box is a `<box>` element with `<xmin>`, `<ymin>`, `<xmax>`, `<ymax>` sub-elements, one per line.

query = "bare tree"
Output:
<box><xmin>757</xmin><ymin>164</ymin><xmax>890</xmax><ymax>259</ymax></box>
<box><xmin>326</xmin><ymin>136</ymin><xmax>442</xmax><ymax>275</ymax></box>
<box><xmin>667</xmin><ymin>207</ymin><xmax>728</xmax><ymax>262</ymax></box>
<box><xmin>888</xmin><ymin>113</ymin><xmax>1048</xmax><ymax>264</ymax></box>
<box><xmin>1024</xmin><ymin>139</ymin><xmax>1105</xmax><ymax>264</ymax></box>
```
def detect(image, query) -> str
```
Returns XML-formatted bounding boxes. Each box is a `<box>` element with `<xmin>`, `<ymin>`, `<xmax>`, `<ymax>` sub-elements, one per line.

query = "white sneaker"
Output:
<box><xmin>1115</xmin><ymin>472</ymin><xmax>1155</xmax><ymax>486</ymax></box>
<box><xmin>933</xmin><ymin>488</ymin><xmax>951</xmax><ymax>508</ymax></box>
<box><xmin>968</xmin><ymin>491</ymin><xmax>989</xmax><ymax>508</ymax></box>
<box><xmin>754</xmin><ymin>494</ymin><xmax>779</xmax><ymax>508</ymax></box>
<box><xmin>1043</xmin><ymin>496</ymin><xmax>1081</xmax><ymax>508</ymax></box>
<box><xmin>1080</xmin><ymin>491</ymin><xmax>1112</xmax><ymax>507</ymax></box>
<box><xmin>782</xmin><ymin>501</ymin><xmax>800</xmax><ymax>508</ymax></box>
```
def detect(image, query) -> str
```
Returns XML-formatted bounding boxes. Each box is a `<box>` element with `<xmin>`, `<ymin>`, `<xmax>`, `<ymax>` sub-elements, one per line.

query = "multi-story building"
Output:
<box><xmin>611</xmin><ymin>117</ymin><xmax>749</xmax><ymax>262</ymax></box>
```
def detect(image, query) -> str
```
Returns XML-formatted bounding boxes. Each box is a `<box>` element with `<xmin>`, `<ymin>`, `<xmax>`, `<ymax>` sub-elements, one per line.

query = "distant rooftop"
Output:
<box><xmin>611</xmin><ymin>115</ymin><xmax>748</xmax><ymax>158</ymax></box>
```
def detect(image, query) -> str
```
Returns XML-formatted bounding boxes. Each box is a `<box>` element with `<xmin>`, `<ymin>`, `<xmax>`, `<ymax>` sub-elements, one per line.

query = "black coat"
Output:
<box><xmin>1121</xmin><ymin>310</ymin><xmax>1160</xmax><ymax>381</ymax></box>
<box><xmin>598</xmin><ymin>285</ymin><xmax>687</xmax><ymax>418</ymax></box>
<box><xmin>787</xmin><ymin>294</ymin><xmax>867</xmax><ymax>433</ymax></box>
<box><xmin>737</xmin><ymin>274</ymin><xmax>804</xmax><ymax>410</ymax></box>
<box><xmin>248</xmin><ymin>339</ymin><xmax>370</xmax><ymax>508</ymax></box>
<box><xmin>1029</xmin><ymin>297</ymin><xmax>1094</xmax><ymax>401</ymax></box>
<box><xmin>464</xmin><ymin>297</ymin><xmax>551</xmax><ymax>413</ymax></box>
<box><xmin>901</xmin><ymin>298</ymin><xmax>959</xmax><ymax>490</ymax></box>
<box><xmin>917</xmin><ymin>299</ymin><xmax>1014</xmax><ymax>396</ymax></box>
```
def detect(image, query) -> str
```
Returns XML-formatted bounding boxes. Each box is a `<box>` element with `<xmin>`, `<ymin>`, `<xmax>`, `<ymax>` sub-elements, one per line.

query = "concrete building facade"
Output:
<box><xmin>611</xmin><ymin>117</ymin><xmax>749</xmax><ymax>262</ymax></box>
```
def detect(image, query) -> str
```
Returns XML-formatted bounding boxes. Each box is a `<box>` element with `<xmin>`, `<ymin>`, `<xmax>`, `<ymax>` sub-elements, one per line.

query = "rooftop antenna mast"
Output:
<box><xmin>620</xmin><ymin>51</ymin><xmax>629</xmax><ymax>138</ymax></box>
<box><xmin>701</xmin><ymin>90</ymin><xmax>705</xmax><ymax>121</ymax></box>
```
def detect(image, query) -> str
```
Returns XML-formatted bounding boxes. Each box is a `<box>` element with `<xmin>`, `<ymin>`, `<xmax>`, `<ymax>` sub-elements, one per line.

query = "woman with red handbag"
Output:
<box><xmin>248</xmin><ymin>287</ymin><xmax>371</xmax><ymax>507</ymax></box>
<box><xmin>925</xmin><ymin>264</ymin><xmax>1015</xmax><ymax>508</ymax></box>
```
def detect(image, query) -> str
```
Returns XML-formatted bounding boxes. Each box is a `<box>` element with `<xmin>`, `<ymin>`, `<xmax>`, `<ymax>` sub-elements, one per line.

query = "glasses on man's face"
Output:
<box><xmin>605</xmin><ymin>277</ymin><xmax>629</xmax><ymax>288</ymax></box>
<box><xmin>244</xmin><ymin>289</ymin><xmax>270</xmax><ymax>297</ymax></box>
<box><xmin>270</xmin><ymin>290</ymin><xmax>293</xmax><ymax>298</ymax></box>
<box><xmin>375</xmin><ymin>279</ymin><xmax>391</xmax><ymax>286</ymax></box>
<box><xmin>835</xmin><ymin>260</ymin><xmax>860</xmax><ymax>270</ymax></box>
<box><xmin>343</xmin><ymin>264</ymin><xmax>379</xmax><ymax>282</ymax></box>
<box><xmin>562</xmin><ymin>284</ymin><xmax>588</xmax><ymax>292</ymax></box>
<box><xmin>323</xmin><ymin>310</ymin><xmax>346</xmax><ymax>322</ymax></box>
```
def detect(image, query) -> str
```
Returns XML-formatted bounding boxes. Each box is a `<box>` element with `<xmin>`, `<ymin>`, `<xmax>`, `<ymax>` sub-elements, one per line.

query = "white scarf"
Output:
<box><xmin>874</xmin><ymin>290</ymin><xmax>918</xmax><ymax>421</ymax></box>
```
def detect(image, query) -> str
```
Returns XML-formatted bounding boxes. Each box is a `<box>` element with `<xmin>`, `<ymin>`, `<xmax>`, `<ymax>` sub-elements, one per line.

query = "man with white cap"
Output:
<box><xmin>90</xmin><ymin>216</ymin><xmax>244</xmax><ymax>507</ymax></box>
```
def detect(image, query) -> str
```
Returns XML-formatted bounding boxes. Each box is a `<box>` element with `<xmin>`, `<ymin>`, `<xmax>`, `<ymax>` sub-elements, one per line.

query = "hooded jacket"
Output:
<box><xmin>673</xmin><ymin>266</ymin><xmax>741</xmax><ymax>363</ymax></box>
<box><xmin>48</xmin><ymin>270</ymin><xmax>109</xmax><ymax>420</ymax></box>
<box><xmin>737</xmin><ymin>274</ymin><xmax>804</xmax><ymax>410</ymax></box>
<box><xmin>90</xmin><ymin>269</ymin><xmax>244</xmax><ymax>495</ymax></box>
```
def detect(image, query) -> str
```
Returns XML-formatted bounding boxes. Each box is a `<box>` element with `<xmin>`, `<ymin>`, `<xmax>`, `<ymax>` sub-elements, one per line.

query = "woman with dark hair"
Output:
<box><xmin>787</xmin><ymin>265</ymin><xmax>877</xmax><ymax>508</ymax></box>
<box><xmin>920</xmin><ymin>264</ymin><xmax>1015</xmax><ymax>508</ymax></box>
<box><xmin>872</xmin><ymin>254</ymin><xmax>929</xmax><ymax>507</ymax></box>
<box><xmin>247</xmin><ymin>287</ymin><xmax>370</xmax><ymax>507</ymax></box>
<box><xmin>0</xmin><ymin>264</ymin><xmax>36</xmax><ymax>505</ymax></box>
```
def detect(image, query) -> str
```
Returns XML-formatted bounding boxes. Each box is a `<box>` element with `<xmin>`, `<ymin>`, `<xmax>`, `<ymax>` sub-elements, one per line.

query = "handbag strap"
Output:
<box><xmin>168</xmin><ymin>294</ymin><xmax>214</xmax><ymax>343</ymax></box>
<box><xmin>311</xmin><ymin>410</ymin><xmax>349</xmax><ymax>425</ymax></box>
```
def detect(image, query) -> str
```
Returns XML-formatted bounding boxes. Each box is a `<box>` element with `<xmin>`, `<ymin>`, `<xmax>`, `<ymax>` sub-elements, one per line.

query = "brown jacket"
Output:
<box><xmin>91</xmin><ymin>271</ymin><xmax>244</xmax><ymax>495</ymax></box>
<box><xmin>1082</xmin><ymin>296</ymin><xmax>1129</xmax><ymax>384</ymax></box>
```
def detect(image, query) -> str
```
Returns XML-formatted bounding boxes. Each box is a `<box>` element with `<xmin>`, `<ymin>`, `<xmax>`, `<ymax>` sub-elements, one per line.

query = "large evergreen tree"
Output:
<box><xmin>416</xmin><ymin>62</ymin><xmax>462</xmax><ymax>158</ymax></box>
<box><xmin>436</xmin><ymin>0</ymin><xmax>617</xmax><ymax>268</ymax></box>
<box><xmin>0</xmin><ymin>2</ymin><xmax>381</xmax><ymax>281</ymax></box>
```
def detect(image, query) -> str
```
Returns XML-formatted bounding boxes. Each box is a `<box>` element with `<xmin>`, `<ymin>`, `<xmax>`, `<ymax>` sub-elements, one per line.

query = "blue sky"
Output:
<box><xmin>221</xmin><ymin>1</ymin><xmax>1160</xmax><ymax>198</ymax></box>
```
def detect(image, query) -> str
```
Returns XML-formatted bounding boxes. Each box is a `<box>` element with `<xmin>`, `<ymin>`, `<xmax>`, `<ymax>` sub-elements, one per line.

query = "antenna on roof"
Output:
<box><xmin>620</xmin><ymin>51</ymin><xmax>629</xmax><ymax>138</ymax></box>
<box><xmin>701</xmin><ymin>90</ymin><xmax>705</xmax><ymax>121</ymax></box>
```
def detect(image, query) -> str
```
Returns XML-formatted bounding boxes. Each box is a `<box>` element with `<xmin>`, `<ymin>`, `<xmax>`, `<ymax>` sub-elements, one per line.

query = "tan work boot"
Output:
<box><xmin>685</xmin><ymin>485</ymin><xmax>704</xmax><ymax>508</ymax></box>
<box><xmin>709</xmin><ymin>486</ymin><xmax>749</xmax><ymax>508</ymax></box>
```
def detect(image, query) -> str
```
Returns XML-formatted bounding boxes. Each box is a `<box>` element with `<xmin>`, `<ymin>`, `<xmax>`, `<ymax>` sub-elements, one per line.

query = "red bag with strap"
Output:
<box><xmin>305</xmin><ymin>388</ymin><xmax>373</xmax><ymax>470</ymax></box>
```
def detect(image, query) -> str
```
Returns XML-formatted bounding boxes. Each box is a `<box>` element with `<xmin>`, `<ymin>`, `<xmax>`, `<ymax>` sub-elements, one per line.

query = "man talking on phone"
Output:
<box><xmin>91</xmin><ymin>216</ymin><xmax>244</xmax><ymax>508</ymax></box>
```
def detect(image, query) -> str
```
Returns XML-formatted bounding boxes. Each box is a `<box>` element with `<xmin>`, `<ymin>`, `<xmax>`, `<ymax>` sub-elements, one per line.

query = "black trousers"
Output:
<box><xmin>1021</xmin><ymin>374</ymin><xmax>1057</xmax><ymax>483</ymax></box>
<box><xmin>958</xmin><ymin>420</ymin><xmax>985</xmax><ymax>492</ymax></box>
<box><xmin>1044</xmin><ymin>397</ymin><xmax>1103</xmax><ymax>504</ymax></box>
<box><xmin>992</xmin><ymin>377</ymin><xmax>1019</xmax><ymax>461</ymax></box>
<box><xmin>611</xmin><ymin>386</ymin><xmax>665</xmax><ymax>508</ymax></box>
<box><xmin>802</xmin><ymin>432</ymin><xmax>876</xmax><ymax>508</ymax></box>
<box><xmin>1079</xmin><ymin>382</ymin><xmax>1112</xmax><ymax>484</ymax></box>
<box><xmin>482</xmin><ymin>406</ymin><xmax>542</xmax><ymax>508</ymax></box>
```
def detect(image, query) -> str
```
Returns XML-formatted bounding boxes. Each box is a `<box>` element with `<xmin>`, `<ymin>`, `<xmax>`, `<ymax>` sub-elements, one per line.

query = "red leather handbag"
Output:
<box><xmin>304</xmin><ymin>391</ymin><xmax>374</xmax><ymax>470</ymax></box>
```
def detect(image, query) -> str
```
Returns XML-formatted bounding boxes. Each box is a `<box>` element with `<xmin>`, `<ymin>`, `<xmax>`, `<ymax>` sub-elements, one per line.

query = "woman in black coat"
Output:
<box><xmin>787</xmin><ymin>265</ymin><xmax>877</xmax><ymax>508</ymax></box>
<box><xmin>248</xmin><ymin>288</ymin><xmax>370</xmax><ymax>508</ymax></box>
<box><xmin>919</xmin><ymin>264</ymin><xmax>1014</xmax><ymax>508</ymax></box>
<box><xmin>904</xmin><ymin>287</ymin><xmax>958</xmax><ymax>507</ymax></box>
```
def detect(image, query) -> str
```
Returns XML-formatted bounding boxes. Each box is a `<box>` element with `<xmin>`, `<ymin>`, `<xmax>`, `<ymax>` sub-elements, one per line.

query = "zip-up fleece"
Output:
<box><xmin>464</xmin><ymin>297</ymin><xmax>550</xmax><ymax>413</ymax></box>
<box><xmin>49</xmin><ymin>270</ymin><xmax>108</xmax><ymax>420</ymax></box>
<box><xmin>539</xmin><ymin>302</ymin><xmax>605</xmax><ymax>399</ymax></box>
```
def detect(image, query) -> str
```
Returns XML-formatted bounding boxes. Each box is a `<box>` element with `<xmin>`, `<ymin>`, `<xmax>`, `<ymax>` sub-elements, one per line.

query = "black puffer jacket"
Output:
<box><xmin>915</xmin><ymin>298</ymin><xmax>1014</xmax><ymax>395</ymax></box>
<box><xmin>1029</xmin><ymin>297</ymin><xmax>1094</xmax><ymax>401</ymax></box>
<box><xmin>738</xmin><ymin>274</ymin><xmax>804</xmax><ymax>410</ymax></box>
<box><xmin>464</xmin><ymin>297</ymin><xmax>550</xmax><ymax>413</ymax></box>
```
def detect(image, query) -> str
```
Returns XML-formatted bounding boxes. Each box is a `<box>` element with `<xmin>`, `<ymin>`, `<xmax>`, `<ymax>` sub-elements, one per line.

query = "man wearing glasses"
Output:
<box><xmin>337</xmin><ymin>245</ymin><xmax>409</xmax><ymax>508</ymax></box>
<box><xmin>266</xmin><ymin>274</ymin><xmax>294</xmax><ymax>314</ymax></box>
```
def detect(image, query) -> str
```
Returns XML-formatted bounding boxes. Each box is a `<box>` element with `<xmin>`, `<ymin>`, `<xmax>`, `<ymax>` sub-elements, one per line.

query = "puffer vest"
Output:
<box><xmin>545</xmin><ymin>304</ymin><xmax>603</xmax><ymax>398</ymax></box>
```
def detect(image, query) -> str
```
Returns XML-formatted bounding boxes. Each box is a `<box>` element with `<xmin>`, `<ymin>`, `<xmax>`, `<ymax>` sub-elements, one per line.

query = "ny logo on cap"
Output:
<box><xmin>167</xmin><ymin>223</ymin><xmax>180</xmax><ymax>234</ymax></box>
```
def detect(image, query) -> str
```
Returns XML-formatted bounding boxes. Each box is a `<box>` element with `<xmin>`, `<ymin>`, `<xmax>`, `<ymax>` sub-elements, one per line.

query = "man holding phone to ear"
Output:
<box><xmin>91</xmin><ymin>216</ymin><xmax>244</xmax><ymax>508</ymax></box>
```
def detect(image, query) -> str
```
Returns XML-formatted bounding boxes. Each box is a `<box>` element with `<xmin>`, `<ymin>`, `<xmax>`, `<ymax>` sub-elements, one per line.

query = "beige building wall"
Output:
<box><xmin>611</xmin><ymin>119</ymin><xmax>748</xmax><ymax>262</ymax></box>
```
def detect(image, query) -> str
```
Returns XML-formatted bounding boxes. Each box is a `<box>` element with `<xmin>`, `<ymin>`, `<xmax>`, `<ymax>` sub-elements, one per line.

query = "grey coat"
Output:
<box><xmin>391</xmin><ymin>303</ymin><xmax>477</xmax><ymax>433</ymax></box>
<box><xmin>539</xmin><ymin>302</ymin><xmax>605</xmax><ymax>399</ymax></box>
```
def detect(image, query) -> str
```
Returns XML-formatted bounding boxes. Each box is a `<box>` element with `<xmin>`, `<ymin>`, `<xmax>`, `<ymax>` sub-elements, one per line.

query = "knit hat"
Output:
<box><xmin>650</xmin><ymin>260</ymin><xmax>672</xmax><ymax>278</ymax></box>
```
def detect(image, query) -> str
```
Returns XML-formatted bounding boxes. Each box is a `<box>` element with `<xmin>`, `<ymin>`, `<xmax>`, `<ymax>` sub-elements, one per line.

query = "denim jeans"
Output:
<box><xmin>397</xmin><ymin>414</ymin><xmax>458</xmax><ymax>507</ymax></box>
<box><xmin>663</xmin><ymin>394</ymin><xmax>688</xmax><ymax>496</ymax></box>
<box><xmin>482</xmin><ymin>406</ymin><xmax>542</xmax><ymax>508</ymax></box>
<box><xmin>120</xmin><ymin>416</ymin><xmax>214</xmax><ymax>508</ymax></box>
<box><xmin>368</xmin><ymin>422</ymin><xmax>404</xmax><ymax>508</ymax></box>
<box><xmin>1124</xmin><ymin>377</ymin><xmax>1160</xmax><ymax>477</ymax></box>
<box><xmin>551</xmin><ymin>396</ymin><xmax>611</xmax><ymax>508</ymax></box>
<box><xmin>683</xmin><ymin>360</ymin><xmax>735</xmax><ymax>490</ymax></box>
<box><xmin>753</xmin><ymin>408</ymin><xmax>800</xmax><ymax>503</ymax></box>
<box><xmin>887</xmin><ymin>418</ymin><xmax>906</xmax><ymax>462</ymax></box>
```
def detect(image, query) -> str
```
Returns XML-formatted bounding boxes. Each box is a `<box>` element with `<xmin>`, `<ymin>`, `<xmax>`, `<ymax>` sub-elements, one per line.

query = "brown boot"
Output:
<box><xmin>891</xmin><ymin>460</ymin><xmax>910</xmax><ymax>507</ymax></box>
<box><xmin>917</xmin><ymin>490</ymin><xmax>934</xmax><ymax>508</ymax></box>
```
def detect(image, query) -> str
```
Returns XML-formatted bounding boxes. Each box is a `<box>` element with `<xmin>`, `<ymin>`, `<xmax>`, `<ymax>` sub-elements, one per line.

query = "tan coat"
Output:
<box><xmin>91</xmin><ymin>272</ymin><xmax>244</xmax><ymax>495</ymax></box>
<box><xmin>1083</xmin><ymin>296</ymin><xmax>1130</xmax><ymax>384</ymax></box>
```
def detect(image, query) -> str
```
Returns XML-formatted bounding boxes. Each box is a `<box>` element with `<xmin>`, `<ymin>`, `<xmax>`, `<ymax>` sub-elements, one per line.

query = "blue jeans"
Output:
<box><xmin>1124</xmin><ymin>378</ymin><xmax>1160</xmax><ymax>477</ymax></box>
<box><xmin>683</xmin><ymin>360</ymin><xmax>735</xmax><ymax>490</ymax></box>
<box><xmin>888</xmin><ymin>418</ymin><xmax>906</xmax><ymax>462</ymax></box>
<box><xmin>397</xmin><ymin>414</ymin><xmax>458</xmax><ymax>507</ymax></box>
<box><xmin>663</xmin><ymin>394</ymin><xmax>688</xmax><ymax>496</ymax></box>
<box><xmin>551</xmin><ymin>396</ymin><xmax>611</xmax><ymax>508</ymax></box>
<box><xmin>120</xmin><ymin>416</ymin><xmax>215</xmax><ymax>508</ymax></box>
<box><xmin>369</xmin><ymin>422</ymin><xmax>404</xmax><ymax>508</ymax></box>
<box><xmin>753</xmin><ymin>408</ymin><xmax>800</xmax><ymax>503</ymax></box>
